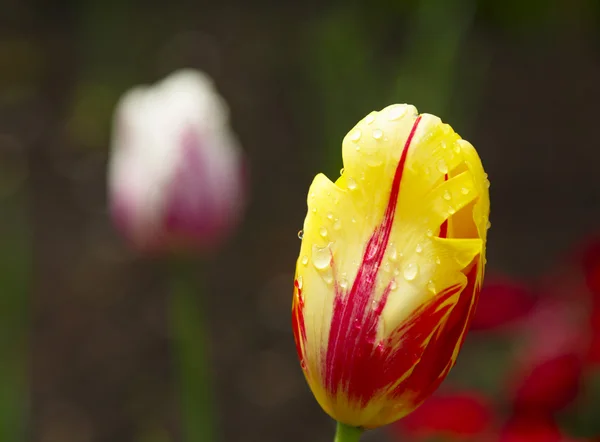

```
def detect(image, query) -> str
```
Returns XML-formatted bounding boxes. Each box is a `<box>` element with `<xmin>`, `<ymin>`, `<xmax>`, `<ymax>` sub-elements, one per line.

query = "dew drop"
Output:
<box><xmin>426</xmin><ymin>229</ymin><xmax>433</xmax><ymax>238</ymax></box>
<box><xmin>403</xmin><ymin>263</ymin><xmax>419</xmax><ymax>281</ymax></box>
<box><xmin>437</xmin><ymin>159</ymin><xmax>449</xmax><ymax>174</ymax></box>
<box><xmin>448</xmin><ymin>206</ymin><xmax>456</xmax><ymax>215</ymax></box>
<box><xmin>427</xmin><ymin>280</ymin><xmax>436</xmax><ymax>293</ymax></box>
<box><xmin>440</xmin><ymin>140</ymin><xmax>448</xmax><ymax>150</ymax></box>
<box><xmin>416</xmin><ymin>243</ymin><xmax>423</xmax><ymax>254</ymax></box>
<box><xmin>327</xmin><ymin>212</ymin><xmax>333</xmax><ymax>220</ymax></box>
<box><xmin>296</xmin><ymin>276</ymin><xmax>303</xmax><ymax>289</ymax></box>
<box><xmin>387</xmin><ymin>105</ymin><xmax>407</xmax><ymax>121</ymax></box>
<box><xmin>365</xmin><ymin>114</ymin><xmax>375</xmax><ymax>125</ymax></box>
<box><xmin>312</xmin><ymin>207</ymin><xmax>317</xmax><ymax>213</ymax></box>
<box><xmin>485</xmin><ymin>179</ymin><xmax>491</xmax><ymax>189</ymax></box>
<box><xmin>339</xmin><ymin>278</ymin><xmax>348</xmax><ymax>289</ymax></box>
<box><xmin>301</xmin><ymin>255</ymin><xmax>309</xmax><ymax>266</ymax></box>
<box><xmin>333</xmin><ymin>219</ymin><xmax>342</xmax><ymax>230</ymax></box>
<box><xmin>453</xmin><ymin>143</ymin><xmax>461</xmax><ymax>154</ymax></box>
<box><xmin>323</xmin><ymin>273</ymin><xmax>334</xmax><ymax>285</ymax></box>
<box><xmin>443</xmin><ymin>190</ymin><xmax>452</xmax><ymax>201</ymax></box>
<box><xmin>435</xmin><ymin>256</ymin><xmax>441</xmax><ymax>265</ymax></box>
<box><xmin>301</xmin><ymin>360</ymin><xmax>307</xmax><ymax>370</ymax></box>
<box><xmin>389</xmin><ymin>247</ymin><xmax>398</xmax><ymax>261</ymax></box>
<box><xmin>319</xmin><ymin>227</ymin><xmax>328</xmax><ymax>238</ymax></box>
<box><xmin>461</xmin><ymin>187</ymin><xmax>470</xmax><ymax>195</ymax></box>
<box><xmin>312</xmin><ymin>244</ymin><xmax>331</xmax><ymax>270</ymax></box>
<box><xmin>383</xmin><ymin>262</ymin><xmax>390</xmax><ymax>272</ymax></box>
<box><xmin>297</xmin><ymin>230</ymin><xmax>304</xmax><ymax>239</ymax></box>
<box><xmin>487</xmin><ymin>220</ymin><xmax>492</xmax><ymax>230</ymax></box>
<box><xmin>390</xmin><ymin>280</ymin><xmax>398</xmax><ymax>291</ymax></box>
<box><xmin>372</xmin><ymin>129</ymin><xmax>383</xmax><ymax>140</ymax></box>
<box><xmin>347</xmin><ymin>177</ymin><xmax>357</xmax><ymax>190</ymax></box>
<box><xmin>340</xmin><ymin>168</ymin><xmax>345</xmax><ymax>175</ymax></box>
<box><xmin>350</xmin><ymin>129</ymin><xmax>362</xmax><ymax>142</ymax></box>
<box><xmin>351</xmin><ymin>217</ymin><xmax>357</xmax><ymax>223</ymax></box>
<box><xmin>393</xmin><ymin>268</ymin><xmax>400</xmax><ymax>276</ymax></box>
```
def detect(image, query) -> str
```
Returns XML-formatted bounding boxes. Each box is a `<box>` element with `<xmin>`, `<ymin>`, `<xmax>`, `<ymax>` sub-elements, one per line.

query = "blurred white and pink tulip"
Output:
<box><xmin>108</xmin><ymin>69</ymin><xmax>246</xmax><ymax>253</ymax></box>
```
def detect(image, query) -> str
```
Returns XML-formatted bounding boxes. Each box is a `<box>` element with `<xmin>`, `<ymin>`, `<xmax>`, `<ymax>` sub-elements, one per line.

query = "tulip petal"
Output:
<box><xmin>293</xmin><ymin>104</ymin><xmax>489</xmax><ymax>428</ymax></box>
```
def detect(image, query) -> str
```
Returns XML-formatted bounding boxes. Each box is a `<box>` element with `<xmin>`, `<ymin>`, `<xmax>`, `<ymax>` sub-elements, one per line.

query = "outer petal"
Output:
<box><xmin>293</xmin><ymin>104</ymin><xmax>489</xmax><ymax>428</ymax></box>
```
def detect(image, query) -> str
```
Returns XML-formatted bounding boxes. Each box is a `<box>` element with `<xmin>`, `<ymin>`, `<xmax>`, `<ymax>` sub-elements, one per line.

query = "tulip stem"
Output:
<box><xmin>170</xmin><ymin>258</ymin><xmax>215</xmax><ymax>442</ymax></box>
<box><xmin>334</xmin><ymin>421</ymin><xmax>363</xmax><ymax>442</ymax></box>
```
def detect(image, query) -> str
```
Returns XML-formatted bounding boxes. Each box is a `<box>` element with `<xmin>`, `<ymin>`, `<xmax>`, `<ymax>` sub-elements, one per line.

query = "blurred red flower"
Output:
<box><xmin>499</xmin><ymin>413</ymin><xmax>568</xmax><ymax>442</ymax></box>
<box><xmin>509</xmin><ymin>299</ymin><xmax>586</xmax><ymax>414</ymax></box>
<box><xmin>391</xmin><ymin>391</ymin><xmax>494</xmax><ymax>440</ymax></box>
<box><xmin>471</xmin><ymin>275</ymin><xmax>537</xmax><ymax>331</ymax></box>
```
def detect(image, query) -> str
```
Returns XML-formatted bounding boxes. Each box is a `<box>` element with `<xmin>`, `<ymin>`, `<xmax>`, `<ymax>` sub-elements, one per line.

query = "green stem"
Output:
<box><xmin>334</xmin><ymin>422</ymin><xmax>362</xmax><ymax>442</ymax></box>
<box><xmin>170</xmin><ymin>258</ymin><xmax>214</xmax><ymax>442</ymax></box>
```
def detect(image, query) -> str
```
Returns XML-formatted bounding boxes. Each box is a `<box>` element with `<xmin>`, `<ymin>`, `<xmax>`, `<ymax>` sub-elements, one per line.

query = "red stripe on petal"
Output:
<box><xmin>439</xmin><ymin>173</ymin><xmax>449</xmax><ymax>238</ymax></box>
<box><xmin>395</xmin><ymin>258</ymin><xmax>481</xmax><ymax>405</ymax></box>
<box><xmin>324</xmin><ymin>117</ymin><xmax>423</xmax><ymax>400</ymax></box>
<box><xmin>292</xmin><ymin>279</ymin><xmax>307</xmax><ymax>370</ymax></box>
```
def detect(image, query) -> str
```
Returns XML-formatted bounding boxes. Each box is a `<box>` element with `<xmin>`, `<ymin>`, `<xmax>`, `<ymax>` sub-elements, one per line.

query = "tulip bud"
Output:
<box><xmin>292</xmin><ymin>104</ymin><xmax>490</xmax><ymax>428</ymax></box>
<box><xmin>108</xmin><ymin>69</ymin><xmax>245</xmax><ymax>253</ymax></box>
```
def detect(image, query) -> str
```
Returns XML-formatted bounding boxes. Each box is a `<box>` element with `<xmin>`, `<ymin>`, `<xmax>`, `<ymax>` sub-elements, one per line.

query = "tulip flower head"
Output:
<box><xmin>108</xmin><ymin>69</ymin><xmax>245</xmax><ymax>253</ymax></box>
<box><xmin>292</xmin><ymin>104</ymin><xmax>490</xmax><ymax>429</ymax></box>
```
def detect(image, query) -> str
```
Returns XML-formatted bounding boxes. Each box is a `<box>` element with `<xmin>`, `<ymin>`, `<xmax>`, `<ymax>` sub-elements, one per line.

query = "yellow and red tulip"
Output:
<box><xmin>292</xmin><ymin>104</ymin><xmax>490</xmax><ymax>429</ymax></box>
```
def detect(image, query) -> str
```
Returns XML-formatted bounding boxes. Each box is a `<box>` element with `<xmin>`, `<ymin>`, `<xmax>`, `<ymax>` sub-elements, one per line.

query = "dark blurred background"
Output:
<box><xmin>2</xmin><ymin>0</ymin><xmax>600</xmax><ymax>441</ymax></box>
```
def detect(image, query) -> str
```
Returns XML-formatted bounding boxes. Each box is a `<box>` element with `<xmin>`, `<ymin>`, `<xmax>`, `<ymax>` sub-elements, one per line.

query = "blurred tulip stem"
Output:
<box><xmin>0</xmin><ymin>187</ymin><xmax>30</xmax><ymax>441</ymax></box>
<box><xmin>170</xmin><ymin>257</ymin><xmax>215</xmax><ymax>442</ymax></box>
<box><xmin>334</xmin><ymin>422</ymin><xmax>363</xmax><ymax>442</ymax></box>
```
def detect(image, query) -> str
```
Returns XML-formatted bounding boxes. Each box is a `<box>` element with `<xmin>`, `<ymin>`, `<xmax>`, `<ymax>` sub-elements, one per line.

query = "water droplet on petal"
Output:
<box><xmin>340</xmin><ymin>168</ymin><xmax>345</xmax><ymax>175</ymax></box>
<box><xmin>319</xmin><ymin>227</ymin><xmax>328</xmax><ymax>238</ymax></box>
<box><xmin>435</xmin><ymin>256</ymin><xmax>441</xmax><ymax>265</ymax></box>
<box><xmin>487</xmin><ymin>220</ymin><xmax>492</xmax><ymax>230</ymax></box>
<box><xmin>347</xmin><ymin>177</ymin><xmax>357</xmax><ymax>190</ymax></box>
<box><xmin>333</xmin><ymin>219</ymin><xmax>342</xmax><ymax>230</ymax></box>
<box><xmin>351</xmin><ymin>217</ymin><xmax>357</xmax><ymax>223</ymax></box>
<box><xmin>350</xmin><ymin>129</ymin><xmax>362</xmax><ymax>141</ymax></box>
<box><xmin>312</xmin><ymin>207</ymin><xmax>317</xmax><ymax>213</ymax></box>
<box><xmin>448</xmin><ymin>206</ymin><xmax>456</xmax><ymax>215</ymax></box>
<box><xmin>443</xmin><ymin>190</ymin><xmax>452</xmax><ymax>201</ymax></box>
<box><xmin>485</xmin><ymin>179</ymin><xmax>491</xmax><ymax>189</ymax></box>
<box><xmin>387</xmin><ymin>105</ymin><xmax>407</xmax><ymax>121</ymax></box>
<box><xmin>372</xmin><ymin>129</ymin><xmax>383</xmax><ymax>140</ymax></box>
<box><xmin>389</xmin><ymin>247</ymin><xmax>398</xmax><ymax>261</ymax></box>
<box><xmin>323</xmin><ymin>272</ymin><xmax>334</xmax><ymax>285</ymax></box>
<box><xmin>327</xmin><ymin>212</ymin><xmax>333</xmax><ymax>220</ymax></box>
<box><xmin>339</xmin><ymin>278</ymin><xmax>348</xmax><ymax>289</ymax></box>
<box><xmin>461</xmin><ymin>187</ymin><xmax>470</xmax><ymax>195</ymax></box>
<box><xmin>437</xmin><ymin>159</ymin><xmax>449</xmax><ymax>174</ymax></box>
<box><xmin>393</xmin><ymin>268</ymin><xmax>400</xmax><ymax>276</ymax></box>
<box><xmin>296</xmin><ymin>276</ymin><xmax>303</xmax><ymax>289</ymax></box>
<box><xmin>297</xmin><ymin>230</ymin><xmax>304</xmax><ymax>239</ymax></box>
<box><xmin>403</xmin><ymin>263</ymin><xmax>419</xmax><ymax>281</ymax></box>
<box><xmin>416</xmin><ymin>244</ymin><xmax>423</xmax><ymax>254</ymax></box>
<box><xmin>383</xmin><ymin>262</ymin><xmax>390</xmax><ymax>272</ymax></box>
<box><xmin>365</xmin><ymin>114</ymin><xmax>375</xmax><ymax>124</ymax></box>
<box><xmin>301</xmin><ymin>255</ymin><xmax>309</xmax><ymax>266</ymax></box>
<box><xmin>440</xmin><ymin>140</ymin><xmax>447</xmax><ymax>150</ymax></box>
<box><xmin>427</xmin><ymin>280</ymin><xmax>436</xmax><ymax>293</ymax></box>
<box><xmin>390</xmin><ymin>280</ymin><xmax>397</xmax><ymax>291</ymax></box>
<box><xmin>312</xmin><ymin>244</ymin><xmax>331</xmax><ymax>270</ymax></box>
<box><xmin>453</xmin><ymin>143</ymin><xmax>461</xmax><ymax>154</ymax></box>
<box><xmin>426</xmin><ymin>229</ymin><xmax>433</xmax><ymax>238</ymax></box>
